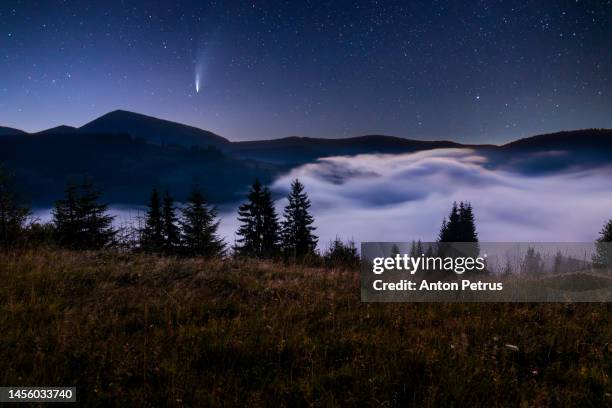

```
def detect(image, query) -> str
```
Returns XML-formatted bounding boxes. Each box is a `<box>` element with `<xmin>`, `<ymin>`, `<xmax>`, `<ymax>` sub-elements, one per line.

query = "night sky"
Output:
<box><xmin>2</xmin><ymin>0</ymin><xmax>611</xmax><ymax>143</ymax></box>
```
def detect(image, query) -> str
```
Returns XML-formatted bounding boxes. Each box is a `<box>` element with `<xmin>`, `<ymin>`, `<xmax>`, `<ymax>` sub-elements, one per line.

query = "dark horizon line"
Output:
<box><xmin>3</xmin><ymin>108</ymin><xmax>612</xmax><ymax>147</ymax></box>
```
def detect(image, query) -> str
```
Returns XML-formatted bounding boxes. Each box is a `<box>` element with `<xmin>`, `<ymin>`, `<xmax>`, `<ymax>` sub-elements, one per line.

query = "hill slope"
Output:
<box><xmin>0</xmin><ymin>126</ymin><xmax>26</xmax><ymax>136</ymax></box>
<box><xmin>229</xmin><ymin>135</ymin><xmax>466</xmax><ymax>164</ymax></box>
<box><xmin>80</xmin><ymin>110</ymin><xmax>230</xmax><ymax>149</ymax></box>
<box><xmin>0</xmin><ymin>132</ymin><xmax>281</xmax><ymax>205</ymax></box>
<box><xmin>1</xmin><ymin>249</ymin><xmax>609</xmax><ymax>406</ymax></box>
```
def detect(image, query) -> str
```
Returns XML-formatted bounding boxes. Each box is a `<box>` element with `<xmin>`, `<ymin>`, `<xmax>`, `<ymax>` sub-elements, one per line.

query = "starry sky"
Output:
<box><xmin>2</xmin><ymin>0</ymin><xmax>611</xmax><ymax>143</ymax></box>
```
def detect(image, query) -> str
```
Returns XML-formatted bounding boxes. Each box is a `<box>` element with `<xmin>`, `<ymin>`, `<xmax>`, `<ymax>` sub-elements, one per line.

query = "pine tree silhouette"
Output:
<box><xmin>162</xmin><ymin>190</ymin><xmax>180</xmax><ymax>254</ymax></box>
<box><xmin>0</xmin><ymin>166</ymin><xmax>30</xmax><ymax>248</ymax></box>
<box><xmin>438</xmin><ymin>201</ymin><xmax>479</xmax><ymax>244</ymax></box>
<box><xmin>140</xmin><ymin>187</ymin><xmax>164</xmax><ymax>252</ymax></box>
<box><xmin>260</xmin><ymin>185</ymin><xmax>281</xmax><ymax>258</ymax></box>
<box><xmin>438</xmin><ymin>202</ymin><xmax>461</xmax><ymax>242</ymax></box>
<box><xmin>281</xmin><ymin>179</ymin><xmax>317</xmax><ymax>259</ymax></box>
<box><xmin>458</xmin><ymin>201</ymin><xmax>480</xmax><ymax>257</ymax></box>
<box><xmin>236</xmin><ymin>179</ymin><xmax>263</xmax><ymax>256</ymax></box>
<box><xmin>52</xmin><ymin>183</ymin><xmax>80</xmax><ymax>247</ymax></box>
<box><xmin>179</xmin><ymin>187</ymin><xmax>225</xmax><ymax>257</ymax></box>
<box><xmin>593</xmin><ymin>219</ymin><xmax>612</xmax><ymax>267</ymax></box>
<box><xmin>437</xmin><ymin>201</ymin><xmax>480</xmax><ymax>260</ymax></box>
<box><xmin>324</xmin><ymin>237</ymin><xmax>359</xmax><ymax>269</ymax></box>
<box><xmin>53</xmin><ymin>179</ymin><xmax>115</xmax><ymax>249</ymax></box>
<box><xmin>235</xmin><ymin>179</ymin><xmax>280</xmax><ymax>258</ymax></box>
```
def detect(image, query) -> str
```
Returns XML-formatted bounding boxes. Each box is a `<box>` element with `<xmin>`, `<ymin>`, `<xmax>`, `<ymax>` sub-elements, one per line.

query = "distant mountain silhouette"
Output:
<box><xmin>228</xmin><ymin>135</ymin><xmax>466</xmax><ymax>164</ymax></box>
<box><xmin>0</xmin><ymin>126</ymin><xmax>26</xmax><ymax>136</ymax></box>
<box><xmin>2</xmin><ymin>110</ymin><xmax>612</xmax><ymax>206</ymax></box>
<box><xmin>487</xmin><ymin>129</ymin><xmax>612</xmax><ymax>174</ymax></box>
<box><xmin>35</xmin><ymin>125</ymin><xmax>79</xmax><ymax>135</ymax></box>
<box><xmin>502</xmin><ymin>129</ymin><xmax>612</xmax><ymax>151</ymax></box>
<box><xmin>80</xmin><ymin>110</ymin><xmax>230</xmax><ymax>149</ymax></box>
<box><xmin>0</xmin><ymin>131</ymin><xmax>282</xmax><ymax>206</ymax></box>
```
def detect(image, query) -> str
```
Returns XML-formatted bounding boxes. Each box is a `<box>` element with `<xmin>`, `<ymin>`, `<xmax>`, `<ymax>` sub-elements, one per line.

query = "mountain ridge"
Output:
<box><xmin>79</xmin><ymin>109</ymin><xmax>230</xmax><ymax>148</ymax></box>
<box><xmin>4</xmin><ymin>110</ymin><xmax>611</xmax><ymax>155</ymax></box>
<box><xmin>2</xmin><ymin>110</ymin><xmax>612</xmax><ymax>206</ymax></box>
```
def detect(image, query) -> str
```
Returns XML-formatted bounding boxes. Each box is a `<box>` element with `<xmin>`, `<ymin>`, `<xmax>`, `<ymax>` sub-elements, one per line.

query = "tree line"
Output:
<box><xmin>1</xmin><ymin>163</ymin><xmax>612</xmax><ymax>269</ymax></box>
<box><xmin>0</xmin><ymin>166</ymin><xmax>357</xmax><ymax>266</ymax></box>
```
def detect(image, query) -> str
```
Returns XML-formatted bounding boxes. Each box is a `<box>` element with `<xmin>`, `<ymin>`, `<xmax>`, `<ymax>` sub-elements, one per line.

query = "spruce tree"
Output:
<box><xmin>458</xmin><ymin>201</ymin><xmax>480</xmax><ymax>257</ymax></box>
<box><xmin>235</xmin><ymin>179</ymin><xmax>280</xmax><ymax>258</ymax></box>
<box><xmin>260</xmin><ymin>185</ymin><xmax>280</xmax><ymax>257</ymax></box>
<box><xmin>438</xmin><ymin>201</ymin><xmax>479</xmax><ymax>243</ymax></box>
<box><xmin>77</xmin><ymin>180</ymin><xmax>116</xmax><ymax>249</ymax></box>
<box><xmin>324</xmin><ymin>237</ymin><xmax>359</xmax><ymax>269</ymax></box>
<box><xmin>438</xmin><ymin>202</ymin><xmax>461</xmax><ymax>242</ymax></box>
<box><xmin>180</xmin><ymin>187</ymin><xmax>225</xmax><ymax>257</ymax></box>
<box><xmin>162</xmin><ymin>190</ymin><xmax>180</xmax><ymax>254</ymax></box>
<box><xmin>52</xmin><ymin>179</ymin><xmax>115</xmax><ymax>249</ymax></box>
<box><xmin>593</xmin><ymin>219</ymin><xmax>612</xmax><ymax>267</ymax></box>
<box><xmin>140</xmin><ymin>187</ymin><xmax>164</xmax><ymax>252</ymax></box>
<box><xmin>281</xmin><ymin>179</ymin><xmax>317</xmax><ymax>259</ymax></box>
<box><xmin>0</xmin><ymin>166</ymin><xmax>30</xmax><ymax>248</ymax></box>
<box><xmin>236</xmin><ymin>180</ymin><xmax>263</xmax><ymax>256</ymax></box>
<box><xmin>52</xmin><ymin>183</ymin><xmax>80</xmax><ymax>247</ymax></box>
<box><xmin>437</xmin><ymin>201</ymin><xmax>479</xmax><ymax>259</ymax></box>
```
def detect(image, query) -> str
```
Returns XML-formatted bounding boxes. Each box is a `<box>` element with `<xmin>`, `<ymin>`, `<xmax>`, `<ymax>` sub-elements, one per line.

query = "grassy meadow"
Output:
<box><xmin>0</xmin><ymin>249</ymin><xmax>610</xmax><ymax>406</ymax></box>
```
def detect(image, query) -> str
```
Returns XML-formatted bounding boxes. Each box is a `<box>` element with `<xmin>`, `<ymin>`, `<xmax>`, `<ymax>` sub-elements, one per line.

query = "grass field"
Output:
<box><xmin>0</xmin><ymin>249</ymin><xmax>610</xmax><ymax>407</ymax></box>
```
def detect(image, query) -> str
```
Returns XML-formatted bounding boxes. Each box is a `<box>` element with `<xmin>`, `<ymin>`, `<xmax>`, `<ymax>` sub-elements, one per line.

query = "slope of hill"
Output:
<box><xmin>0</xmin><ymin>126</ymin><xmax>26</xmax><ymax>136</ymax></box>
<box><xmin>35</xmin><ymin>125</ymin><xmax>79</xmax><ymax>135</ymax></box>
<box><xmin>2</xmin><ymin>110</ymin><xmax>612</xmax><ymax>205</ymax></box>
<box><xmin>80</xmin><ymin>110</ymin><xmax>230</xmax><ymax>149</ymax></box>
<box><xmin>503</xmin><ymin>128</ymin><xmax>612</xmax><ymax>150</ymax></box>
<box><xmin>1</xmin><ymin>249</ymin><xmax>609</xmax><ymax>406</ymax></box>
<box><xmin>0</xmin><ymin>132</ymin><xmax>282</xmax><ymax>205</ymax></box>
<box><xmin>484</xmin><ymin>128</ymin><xmax>612</xmax><ymax>174</ymax></box>
<box><xmin>229</xmin><ymin>135</ymin><xmax>466</xmax><ymax>164</ymax></box>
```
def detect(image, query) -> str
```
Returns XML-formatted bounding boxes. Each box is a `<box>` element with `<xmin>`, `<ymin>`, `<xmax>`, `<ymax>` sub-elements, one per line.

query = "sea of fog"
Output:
<box><xmin>33</xmin><ymin>148</ymin><xmax>612</xmax><ymax>249</ymax></box>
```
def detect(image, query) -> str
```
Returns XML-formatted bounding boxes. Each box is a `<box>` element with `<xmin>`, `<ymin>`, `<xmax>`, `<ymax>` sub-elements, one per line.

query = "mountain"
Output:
<box><xmin>2</xmin><ymin>110</ymin><xmax>612</xmax><ymax>206</ymax></box>
<box><xmin>0</xmin><ymin>132</ymin><xmax>282</xmax><ymax>206</ymax></box>
<box><xmin>485</xmin><ymin>129</ymin><xmax>612</xmax><ymax>174</ymax></box>
<box><xmin>35</xmin><ymin>125</ymin><xmax>78</xmax><ymax>135</ymax></box>
<box><xmin>0</xmin><ymin>126</ymin><xmax>26</xmax><ymax>136</ymax></box>
<box><xmin>80</xmin><ymin>110</ymin><xmax>230</xmax><ymax>149</ymax></box>
<box><xmin>502</xmin><ymin>129</ymin><xmax>612</xmax><ymax>151</ymax></box>
<box><xmin>228</xmin><ymin>135</ymin><xmax>466</xmax><ymax>164</ymax></box>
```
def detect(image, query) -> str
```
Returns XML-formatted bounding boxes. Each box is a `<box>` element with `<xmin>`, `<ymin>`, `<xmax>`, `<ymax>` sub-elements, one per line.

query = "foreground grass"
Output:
<box><xmin>0</xmin><ymin>249</ymin><xmax>610</xmax><ymax>407</ymax></box>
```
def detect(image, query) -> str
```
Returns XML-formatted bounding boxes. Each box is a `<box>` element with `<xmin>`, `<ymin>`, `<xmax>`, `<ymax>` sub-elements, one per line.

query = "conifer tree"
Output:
<box><xmin>162</xmin><ymin>190</ymin><xmax>180</xmax><ymax>254</ymax></box>
<box><xmin>77</xmin><ymin>180</ymin><xmax>116</xmax><ymax>249</ymax></box>
<box><xmin>438</xmin><ymin>201</ymin><xmax>479</xmax><ymax>243</ymax></box>
<box><xmin>281</xmin><ymin>179</ymin><xmax>317</xmax><ymax>259</ymax></box>
<box><xmin>236</xmin><ymin>180</ymin><xmax>263</xmax><ymax>256</ymax></box>
<box><xmin>235</xmin><ymin>179</ymin><xmax>280</xmax><ymax>258</ymax></box>
<box><xmin>0</xmin><ymin>166</ymin><xmax>30</xmax><ymax>248</ymax></box>
<box><xmin>437</xmin><ymin>201</ymin><xmax>480</xmax><ymax>259</ymax></box>
<box><xmin>140</xmin><ymin>187</ymin><xmax>164</xmax><ymax>252</ymax></box>
<box><xmin>179</xmin><ymin>187</ymin><xmax>225</xmax><ymax>257</ymax></box>
<box><xmin>593</xmin><ymin>219</ymin><xmax>612</xmax><ymax>267</ymax></box>
<box><xmin>52</xmin><ymin>183</ymin><xmax>80</xmax><ymax>247</ymax></box>
<box><xmin>438</xmin><ymin>202</ymin><xmax>461</xmax><ymax>242</ymax></box>
<box><xmin>53</xmin><ymin>180</ymin><xmax>115</xmax><ymax>249</ymax></box>
<box><xmin>324</xmin><ymin>237</ymin><xmax>359</xmax><ymax>269</ymax></box>
<box><xmin>260</xmin><ymin>186</ymin><xmax>281</xmax><ymax>257</ymax></box>
<box><xmin>458</xmin><ymin>201</ymin><xmax>480</xmax><ymax>257</ymax></box>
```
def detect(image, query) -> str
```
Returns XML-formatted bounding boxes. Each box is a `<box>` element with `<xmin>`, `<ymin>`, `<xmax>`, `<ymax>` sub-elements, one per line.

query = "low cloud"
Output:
<box><xmin>226</xmin><ymin>148</ymin><xmax>612</xmax><ymax>247</ymax></box>
<box><xmin>33</xmin><ymin>148</ymin><xmax>612</xmax><ymax>250</ymax></box>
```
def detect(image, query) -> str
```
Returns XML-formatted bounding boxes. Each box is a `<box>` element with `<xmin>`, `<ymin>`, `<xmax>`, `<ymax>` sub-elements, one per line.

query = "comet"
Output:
<box><xmin>194</xmin><ymin>46</ymin><xmax>206</xmax><ymax>94</ymax></box>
